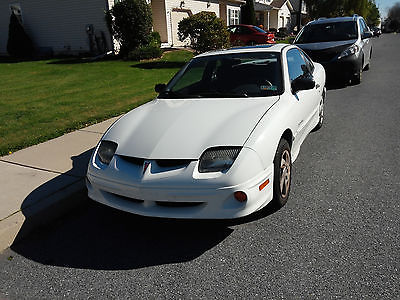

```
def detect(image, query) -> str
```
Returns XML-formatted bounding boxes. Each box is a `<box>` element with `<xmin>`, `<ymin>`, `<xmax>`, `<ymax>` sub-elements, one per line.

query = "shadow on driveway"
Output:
<box><xmin>10</xmin><ymin>155</ymin><xmax>280</xmax><ymax>270</ymax></box>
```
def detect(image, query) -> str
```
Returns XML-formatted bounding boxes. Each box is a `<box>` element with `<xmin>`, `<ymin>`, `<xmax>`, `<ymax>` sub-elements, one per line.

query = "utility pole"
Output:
<box><xmin>297</xmin><ymin>0</ymin><xmax>302</xmax><ymax>31</ymax></box>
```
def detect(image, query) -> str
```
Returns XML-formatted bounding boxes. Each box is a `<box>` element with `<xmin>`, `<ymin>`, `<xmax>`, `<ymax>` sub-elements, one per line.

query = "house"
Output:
<box><xmin>150</xmin><ymin>0</ymin><xmax>245</xmax><ymax>47</ymax></box>
<box><xmin>0</xmin><ymin>0</ymin><xmax>300</xmax><ymax>56</ymax></box>
<box><xmin>289</xmin><ymin>0</ymin><xmax>307</xmax><ymax>31</ymax></box>
<box><xmin>0</xmin><ymin>0</ymin><xmax>114</xmax><ymax>56</ymax></box>
<box><xmin>254</xmin><ymin>0</ymin><xmax>293</xmax><ymax>31</ymax></box>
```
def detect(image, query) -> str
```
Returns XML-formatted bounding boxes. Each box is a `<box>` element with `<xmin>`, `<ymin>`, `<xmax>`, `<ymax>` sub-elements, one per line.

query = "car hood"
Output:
<box><xmin>103</xmin><ymin>97</ymin><xmax>279</xmax><ymax>159</ymax></box>
<box><xmin>295</xmin><ymin>40</ymin><xmax>357</xmax><ymax>51</ymax></box>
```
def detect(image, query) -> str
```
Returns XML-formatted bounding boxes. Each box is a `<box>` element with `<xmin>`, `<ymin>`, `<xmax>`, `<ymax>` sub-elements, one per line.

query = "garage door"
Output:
<box><xmin>171</xmin><ymin>11</ymin><xmax>190</xmax><ymax>47</ymax></box>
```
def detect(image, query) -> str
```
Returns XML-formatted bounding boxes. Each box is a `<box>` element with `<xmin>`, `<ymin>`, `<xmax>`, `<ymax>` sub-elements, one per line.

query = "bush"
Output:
<box><xmin>269</xmin><ymin>28</ymin><xmax>277</xmax><ymax>34</ymax></box>
<box><xmin>178</xmin><ymin>12</ymin><xmax>230</xmax><ymax>54</ymax></box>
<box><xmin>7</xmin><ymin>13</ymin><xmax>34</xmax><ymax>58</ymax></box>
<box><xmin>126</xmin><ymin>44</ymin><xmax>162</xmax><ymax>61</ymax></box>
<box><xmin>105</xmin><ymin>0</ymin><xmax>152</xmax><ymax>56</ymax></box>
<box><xmin>149</xmin><ymin>31</ymin><xmax>161</xmax><ymax>47</ymax></box>
<box><xmin>276</xmin><ymin>27</ymin><xmax>289</xmax><ymax>38</ymax></box>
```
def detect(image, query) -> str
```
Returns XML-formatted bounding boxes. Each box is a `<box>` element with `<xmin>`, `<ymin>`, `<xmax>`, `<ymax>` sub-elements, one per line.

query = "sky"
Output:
<box><xmin>375</xmin><ymin>0</ymin><xmax>399</xmax><ymax>18</ymax></box>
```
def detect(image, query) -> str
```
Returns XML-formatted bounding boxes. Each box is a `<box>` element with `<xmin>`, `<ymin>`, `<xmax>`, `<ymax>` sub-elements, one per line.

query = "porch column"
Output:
<box><xmin>267</xmin><ymin>11</ymin><xmax>270</xmax><ymax>30</ymax></box>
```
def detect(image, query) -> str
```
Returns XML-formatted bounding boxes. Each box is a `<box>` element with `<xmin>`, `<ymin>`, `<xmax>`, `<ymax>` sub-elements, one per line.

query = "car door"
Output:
<box><xmin>359</xmin><ymin>18</ymin><xmax>372</xmax><ymax>67</ymax></box>
<box><xmin>286</xmin><ymin>48</ymin><xmax>320</xmax><ymax>145</ymax></box>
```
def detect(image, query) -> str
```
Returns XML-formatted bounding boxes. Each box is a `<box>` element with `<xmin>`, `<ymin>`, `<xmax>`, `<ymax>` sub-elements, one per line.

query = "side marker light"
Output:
<box><xmin>259</xmin><ymin>179</ymin><xmax>270</xmax><ymax>191</ymax></box>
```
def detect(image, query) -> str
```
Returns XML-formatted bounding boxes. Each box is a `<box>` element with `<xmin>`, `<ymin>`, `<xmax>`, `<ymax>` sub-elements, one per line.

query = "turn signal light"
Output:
<box><xmin>234</xmin><ymin>191</ymin><xmax>247</xmax><ymax>202</ymax></box>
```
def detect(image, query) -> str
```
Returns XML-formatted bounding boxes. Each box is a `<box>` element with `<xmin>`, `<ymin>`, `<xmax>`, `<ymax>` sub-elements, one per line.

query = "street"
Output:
<box><xmin>1</xmin><ymin>34</ymin><xmax>399</xmax><ymax>299</ymax></box>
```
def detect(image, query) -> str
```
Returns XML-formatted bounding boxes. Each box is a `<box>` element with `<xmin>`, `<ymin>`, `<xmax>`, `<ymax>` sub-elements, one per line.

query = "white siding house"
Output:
<box><xmin>254</xmin><ymin>0</ymin><xmax>293</xmax><ymax>31</ymax></box>
<box><xmin>0</xmin><ymin>0</ymin><xmax>113</xmax><ymax>56</ymax></box>
<box><xmin>147</xmin><ymin>0</ymin><xmax>244</xmax><ymax>47</ymax></box>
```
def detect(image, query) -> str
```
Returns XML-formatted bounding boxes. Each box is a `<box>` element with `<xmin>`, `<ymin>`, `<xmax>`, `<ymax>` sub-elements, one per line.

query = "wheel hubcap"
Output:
<box><xmin>279</xmin><ymin>150</ymin><xmax>291</xmax><ymax>198</ymax></box>
<box><xmin>319</xmin><ymin>100</ymin><xmax>324</xmax><ymax>122</ymax></box>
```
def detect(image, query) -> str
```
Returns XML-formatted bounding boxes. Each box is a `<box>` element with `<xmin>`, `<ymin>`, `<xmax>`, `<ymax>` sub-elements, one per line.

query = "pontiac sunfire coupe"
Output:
<box><xmin>86</xmin><ymin>44</ymin><xmax>326</xmax><ymax>219</ymax></box>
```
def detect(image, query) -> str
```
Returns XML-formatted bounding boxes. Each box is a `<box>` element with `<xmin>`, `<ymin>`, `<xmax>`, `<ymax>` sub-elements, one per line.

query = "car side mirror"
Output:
<box><xmin>362</xmin><ymin>31</ymin><xmax>373</xmax><ymax>39</ymax></box>
<box><xmin>291</xmin><ymin>76</ymin><xmax>315</xmax><ymax>94</ymax></box>
<box><xmin>155</xmin><ymin>83</ymin><xmax>166</xmax><ymax>93</ymax></box>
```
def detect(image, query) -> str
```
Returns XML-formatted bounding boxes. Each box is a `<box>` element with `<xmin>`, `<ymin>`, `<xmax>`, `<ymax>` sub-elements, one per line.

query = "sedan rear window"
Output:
<box><xmin>295</xmin><ymin>21</ymin><xmax>358</xmax><ymax>43</ymax></box>
<box><xmin>160</xmin><ymin>52</ymin><xmax>283</xmax><ymax>98</ymax></box>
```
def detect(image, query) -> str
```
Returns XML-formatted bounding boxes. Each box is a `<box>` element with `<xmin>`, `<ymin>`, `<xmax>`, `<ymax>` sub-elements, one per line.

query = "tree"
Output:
<box><xmin>7</xmin><ymin>13</ymin><xmax>34</xmax><ymax>58</ymax></box>
<box><xmin>105</xmin><ymin>0</ymin><xmax>153</xmax><ymax>56</ymax></box>
<box><xmin>387</xmin><ymin>2</ymin><xmax>400</xmax><ymax>31</ymax></box>
<box><xmin>241</xmin><ymin>0</ymin><xmax>256</xmax><ymax>25</ymax></box>
<box><xmin>178</xmin><ymin>12</ymin><xmax>230</xmax><ymax>54</ymax></box>
<box><xmin>365</xmin><ymin>0</ymin><xmax>380</xmax><ymax>27</ymax></box>
<box><xmin>304</xmin><ymin>0</ymin><xmax>380</xmax><ymax>23</ymax></box>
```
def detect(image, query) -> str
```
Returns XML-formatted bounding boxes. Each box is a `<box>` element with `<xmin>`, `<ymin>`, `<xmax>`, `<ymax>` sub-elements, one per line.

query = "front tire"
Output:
<box><xmin>272</xmin><ymin>139</ymin><xmax>292</xmax><ymax>207</ymax></box>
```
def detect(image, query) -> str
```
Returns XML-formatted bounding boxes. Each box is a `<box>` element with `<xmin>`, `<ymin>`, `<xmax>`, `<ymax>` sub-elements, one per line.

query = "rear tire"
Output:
<box><xmin>272</xmin><ymin>139</ymin><xmax>292</xmax><ymax>208</ymax></box>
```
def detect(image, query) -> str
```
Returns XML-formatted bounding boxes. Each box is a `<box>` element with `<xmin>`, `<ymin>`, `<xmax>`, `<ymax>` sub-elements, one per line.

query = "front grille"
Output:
<box><xmin>119</xmin><ymin>156</ymin><xmax>144</xmax><ymax>166</ymax></box>
<box><xmin>155</xmin><ymin>159</ymin><xmax>192</xmax><ymax>168</ymax></box>
<box><xmin>308</xmin><ymin>50</ymin><xmax>338</xmax><ymax>63</ymax></box>
<box><xmin>156</xmin><ymin>201</ymin><xmax>204</xmax><ymax>208</ymax></box>
<box><xmin>110</xmin><ymin>192</ymin><xmax>144</xmax><ymax>204</ymax></box>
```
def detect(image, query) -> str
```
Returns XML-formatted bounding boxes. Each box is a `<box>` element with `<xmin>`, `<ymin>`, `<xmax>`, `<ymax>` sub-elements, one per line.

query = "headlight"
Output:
<box><xmin>338</xmin><ymin>44</ymin><xmax>360</xmax><ymax>59</ymax></box>
<box><xmin>198</xmin><ymin>147</ymin><xmax>242</xmax><ymax>173</ymax></box>
<box><xmin>97</xmin><ymin>140</ymin><xmax>118</xmax><ymax>165</ymax></box>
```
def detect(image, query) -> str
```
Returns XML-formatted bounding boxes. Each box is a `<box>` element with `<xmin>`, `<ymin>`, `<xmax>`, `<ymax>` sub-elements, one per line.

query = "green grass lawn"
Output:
<box><xmin>0</xmin><ymin>50</ymin><xmax>193</xmax><ymax>156</ymax></box>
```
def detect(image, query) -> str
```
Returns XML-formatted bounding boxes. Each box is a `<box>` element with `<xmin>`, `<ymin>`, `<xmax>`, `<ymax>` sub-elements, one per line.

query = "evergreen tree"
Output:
<box><xmin>7</xmin><ymin>13</ymin><xmax>34</xmax><ymax>58</ymax></box>
<box><xmin>241</xmin><ymin>0</ymin><xmax>256</xmax><ymax>25</ymax></box>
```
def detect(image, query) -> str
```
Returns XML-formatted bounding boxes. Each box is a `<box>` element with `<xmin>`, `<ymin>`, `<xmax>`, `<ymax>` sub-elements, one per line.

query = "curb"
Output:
<box><xmin>0</xmin><ymin>179</ymin><xmax>88</xmax><ymax>252</ymax></box>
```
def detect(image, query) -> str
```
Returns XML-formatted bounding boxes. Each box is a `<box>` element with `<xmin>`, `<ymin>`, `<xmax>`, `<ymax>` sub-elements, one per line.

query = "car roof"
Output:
<box><xmin>195</xmin><ymin>44</ymin><xmax>290</xmax><ymax>58</ymax></box>
<box><xmin>309</xmin><ymin>16</ymin><xmax>361</xmax><ymax>25</ymax></box>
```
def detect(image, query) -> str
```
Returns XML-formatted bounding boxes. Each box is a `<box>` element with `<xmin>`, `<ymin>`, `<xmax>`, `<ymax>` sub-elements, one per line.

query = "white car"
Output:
<box><xmin>86</xmin><ymin>44</ymin><xmax>326</xmax><ymax>219</ymax></box>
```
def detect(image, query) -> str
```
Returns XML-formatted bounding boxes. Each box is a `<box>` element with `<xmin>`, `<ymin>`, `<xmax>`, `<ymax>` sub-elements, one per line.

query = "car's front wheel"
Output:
<box><xmin>272</xmin><ymin>139</ymin><xmax>292</xmax><ymax>207</ymax></box>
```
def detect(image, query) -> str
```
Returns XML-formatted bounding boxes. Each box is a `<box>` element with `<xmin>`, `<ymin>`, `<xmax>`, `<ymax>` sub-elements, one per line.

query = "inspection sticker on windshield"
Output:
<box><xmin>260</xmin><ymin>85</ymin><xmax>277</xmax><ymax>91</ymax></box>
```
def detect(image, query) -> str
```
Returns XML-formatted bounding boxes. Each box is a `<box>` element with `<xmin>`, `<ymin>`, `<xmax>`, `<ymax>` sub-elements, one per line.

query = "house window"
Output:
<box><xmin>227</xmin><ymin>7</ymin><xmax>240</xmax><ymax>25</ymax></box>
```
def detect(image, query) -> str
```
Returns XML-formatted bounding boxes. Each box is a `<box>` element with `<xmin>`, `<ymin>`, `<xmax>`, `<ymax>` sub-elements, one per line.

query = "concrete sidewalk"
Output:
<box><xmin>0</xmin><ymin>117</ymin><xmax>118</xmax><ymax>251</ymax></box>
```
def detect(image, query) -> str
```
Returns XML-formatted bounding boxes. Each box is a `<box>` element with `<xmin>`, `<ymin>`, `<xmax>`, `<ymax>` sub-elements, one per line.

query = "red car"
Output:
<box><xmin>228</xmin><ymin>24</ymin><xmax>275</xmax><ymax>46</ymax></box>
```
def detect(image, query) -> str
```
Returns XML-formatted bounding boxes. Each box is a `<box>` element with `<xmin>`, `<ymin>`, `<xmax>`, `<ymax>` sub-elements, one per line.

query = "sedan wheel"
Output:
<box><xmin>273</xmin><ymin>139</ymin><xmax>292</xmax><ymax>207</ymax></box>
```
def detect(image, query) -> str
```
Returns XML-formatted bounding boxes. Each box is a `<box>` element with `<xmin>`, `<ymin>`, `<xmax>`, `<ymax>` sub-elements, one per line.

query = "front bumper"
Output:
<box><xmin>321</xmin><ymin>54</ymin><xmax>362</xmax><ymax>81</ymax></box>
<box><xmin>86</xmin><ymin>148</ymin><xmax>274</xmax><ymax>219</ymax></box>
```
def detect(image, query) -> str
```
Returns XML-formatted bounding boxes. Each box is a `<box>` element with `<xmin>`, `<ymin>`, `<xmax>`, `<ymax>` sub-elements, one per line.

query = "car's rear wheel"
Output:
<box><xmin>272</xmin><ymin>139</ymin><xmax>292</xmax><ymax>207</ymax></box>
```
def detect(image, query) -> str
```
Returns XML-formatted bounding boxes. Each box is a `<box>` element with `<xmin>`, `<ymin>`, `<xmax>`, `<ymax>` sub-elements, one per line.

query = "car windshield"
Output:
<box><xmin>159</xmin><ymin>52</ymin><xmax>283</xmax><ymax>99</ymax></box>
<box><xmin>295</xmin><ymin>21</ymin><xmax>358</xmax><ymax>43</ymax></box>
<box><xmin>254</xmin><ymin>26</ymin><xmax>267</xmax><ymax>33</ymax></box>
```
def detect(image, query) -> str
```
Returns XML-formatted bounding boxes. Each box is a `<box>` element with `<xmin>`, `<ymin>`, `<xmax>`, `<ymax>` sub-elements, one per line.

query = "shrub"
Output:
<box><xmin>105</xmin><ymin>0</ymin><xmax>152</xmax><ymax>56</ymax></box>
<box><xmin>7</xmin><ymin>13</ymin><xmax>34</xmax><ymax>58</ymax></box>
<box><xmin>276</xmin><ymin>27</ymin><xmax>289</xmax><ymax>38</ymax></box>
<box><xmin>149</xmin><ymin>31</ymin><xmax>161</xmax><ymax>47</ymax></box>
<box><xmin>126</xmin><ymin>44</ymin><xmax>162</xmax><ymax>61</ymax></box>
<box><xmin>178</xmin><ymin>12</ymin><xmax>230</xmax><ymax>54</ymax></box>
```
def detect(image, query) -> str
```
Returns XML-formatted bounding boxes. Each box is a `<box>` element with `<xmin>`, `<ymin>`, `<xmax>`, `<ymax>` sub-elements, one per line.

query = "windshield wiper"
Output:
<box><xmin>158</xmin><ymin>90</ymin><xmax>185</xmax><ymax>99</ymax></box>
<box><xmin>195</xmin><ymin>91</ymin><xmax>249</xmax><ymax>98</ymax></box>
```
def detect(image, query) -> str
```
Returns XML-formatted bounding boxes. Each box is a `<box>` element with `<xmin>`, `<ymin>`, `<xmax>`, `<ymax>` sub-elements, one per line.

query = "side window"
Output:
<box><xmin>300</xmin><ymin>49</ymin><xmax>314</xmax><ymax>74</ymax></box>
<box><xmin>359</xmin><ymin>19</ymin><xmax>367</xmax><ymax>35</ymax></box>
<box><xmin>287</xmin><ymin>49</ymin><xmax>308</xmax><ymax>82</ymax></box>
